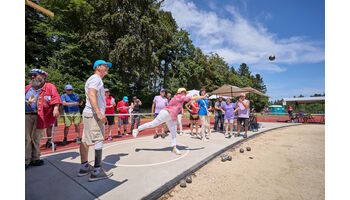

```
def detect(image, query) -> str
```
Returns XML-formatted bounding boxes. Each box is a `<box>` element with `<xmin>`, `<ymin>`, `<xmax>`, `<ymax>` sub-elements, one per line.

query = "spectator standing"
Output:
<box><xmin>117</xmin><ymin>96</ymin><xmax>130</xmax><ymax>136</ymax></box>
<box><xmin>235</xmin><ymin>93</ymin><xmax>250</xmax><ymax>138</ymax></box>
<box><xmin>78</xmin><ymin>60</ymin><xmax>113</xmax><ymax>181</ymax></box>
<box><xmin>177</xmin><ymin>107</ymin><xmax>184</xmax><ymax>135</ymax></box>
<box><xmin>185</xmin><ymin>94</ymin><xmax>200</xmax><ymax>137</ymax></box>
<box><xmin>152</xmin><ymin>89</ymin><xmax>168</xmax><ymax>138</ymax></box>
<box><xmin>130</xmin><ymin>96</ymin><xmax>142</xmax><ymax>133</ymax></box>
<box><xmin>25</xmin><ymin>69</ymin><xmax>61</xmax><ymax>168</ymax></box>
<box><xmin>163</xmin><ymin>92</ymin><xmax>172</xmax><ymax>135</ymax></box>
<box><xmin>197</xmin><ymin>88</ymin><xmax>212</xmax><ymax>141</ymax></box>
<box><xmin>167</xmin><ymin>92</ymin><xmax>172</xmax><ymax>103</ymax></box>
<box><xmin>105</xmin><ymin>88</ymin><xmax>116</xmax><ymax>141</ymax></box>
<box><xmin>214</xmin><ymin>96</ymin><xmax>224</xmax><ymax>132</ymax></box>
<box><xmin>287</xmin><ymin>105</ymin><xmax>294</xmax><ymax>120</ymax></box>
<box><xmin>61</xmin><ymin>84</ymin><xmax>82</xmax><ymax>145</ymax></box>
<box><xmin>221</xmin><ymin>98</ymin><xmax>238</xmax><ymax>138</ymax></box>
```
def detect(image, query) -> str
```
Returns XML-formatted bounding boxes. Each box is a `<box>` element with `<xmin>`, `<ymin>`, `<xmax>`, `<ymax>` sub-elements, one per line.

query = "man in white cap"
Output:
<box><xmin>61</xmin><ymin>84</ymin><xmax>82</xmax><ymax>145</ymax></box>
<box><xmin>78</xmin><ymin>60</ymin><xmax>113</xmax><ymax>182</ymax></box>
<box><xmin>133</xmin><ymin>88</ymin><xmax>206</xmax><ymax>155</ymax></box>
<box><xmin>235</xmin><ymin>93</ymin><xmax>250</xmax><ymax>138</ymax></box>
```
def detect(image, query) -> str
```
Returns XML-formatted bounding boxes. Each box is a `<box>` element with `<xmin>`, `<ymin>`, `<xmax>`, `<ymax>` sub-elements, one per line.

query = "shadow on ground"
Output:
<box><xmin>26</xmin><ymin>151</ymin><xmax>128</xmax><ymax>199</ymax></box>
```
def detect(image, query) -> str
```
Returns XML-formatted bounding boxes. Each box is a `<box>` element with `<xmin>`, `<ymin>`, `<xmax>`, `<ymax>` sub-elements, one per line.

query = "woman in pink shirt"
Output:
<box><xmin>133</xmin><ymin>88</ymin><xmax>206</xmax><ymax>155</ymax></box>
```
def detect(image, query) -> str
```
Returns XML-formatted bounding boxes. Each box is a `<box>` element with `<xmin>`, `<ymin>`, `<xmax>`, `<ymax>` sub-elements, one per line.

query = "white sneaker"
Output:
<box><xmin>132</xmin><ymin>129</ymin><xmax>139</xmax><ymax>138</ymax></box>
<box><xmin>172</xmin><ymin>147</ymin><xmax>182</xmax><ymax>155</ymax></box>
<box><xmin>179</xmin><ymin>132</ymin><xmax>183</xmax><ymax>136</ymax></box>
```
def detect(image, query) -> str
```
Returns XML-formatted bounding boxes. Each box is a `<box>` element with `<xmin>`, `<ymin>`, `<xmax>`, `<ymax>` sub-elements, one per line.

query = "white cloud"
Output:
<box><xmin>162</xmin><ymin>0</ymin><xmax>325</xmax><ymax>73</ymax></box>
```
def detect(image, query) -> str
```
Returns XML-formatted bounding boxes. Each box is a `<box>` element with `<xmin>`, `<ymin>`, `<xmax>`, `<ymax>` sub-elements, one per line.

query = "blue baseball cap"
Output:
<box><xmin>64</xmin><ymin>84</ymin><xmax>73</xmax><ymax>90</ymax></box>
<box><xmin>93</xmin><ymin>60</ymin><xmax>112</xmax><ymax>69</ymax></box>
<box><xmin>123</xmin><ymin>96</ymin><xmax>128</xmax><ymax>102</ymax></box>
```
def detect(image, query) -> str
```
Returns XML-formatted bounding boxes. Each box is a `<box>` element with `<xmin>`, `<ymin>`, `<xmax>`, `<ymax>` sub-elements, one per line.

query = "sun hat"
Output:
<box><xmin>93</xmin><ymin>60</ymin><xmax>112</xmax><ymax>69</ymax></box>
<box><xmin>160</xmin><ymin>88</ymin><xmax>165</xmax><ymax>92</ymax></box>
<box><xmin>177</xmin><ymin>88</ymin><xmax>187</xmax><ymax>94</ymax></box>
<box><xmin>64</xmin><ymin>84</ymin><xmax>73</xmax><ymax>90</ymax></box>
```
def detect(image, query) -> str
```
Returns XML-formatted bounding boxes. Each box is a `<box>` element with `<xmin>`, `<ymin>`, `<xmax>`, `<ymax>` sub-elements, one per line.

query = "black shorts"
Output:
<box><xmin>190</xmin><ymin>114</ymin><xmax>199</xmax><ymax>121</ymax></box>
<box><xmin>106</xmin><ymin>116</ymin><xmax>115</xmax><ymax>125</ymax></box>
<box><xmin>237</xmin><ymin>118</ymin><xmax>249</xmax><ymax>126</ymax></box>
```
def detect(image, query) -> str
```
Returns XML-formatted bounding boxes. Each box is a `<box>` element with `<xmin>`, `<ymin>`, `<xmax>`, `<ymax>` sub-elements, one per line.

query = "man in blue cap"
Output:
<box><xmin>117</xmin><ymin>96</ymin><xmax>130</xmax><ymax>137</ymax></box>
<box><xmin>78</xmin><ymin>60</ymin><xmax>113</xmax><ymax>182</ymax></box>
<box><xmin>61</xmin><ymin>84</ymin><xmax>82</xmax><ymax>145</ymax></box>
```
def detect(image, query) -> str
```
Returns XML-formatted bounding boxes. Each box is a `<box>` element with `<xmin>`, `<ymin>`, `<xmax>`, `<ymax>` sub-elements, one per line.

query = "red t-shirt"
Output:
<box><xmin>117</xmin><ymin>100</ymin><xmax>129</xmax><ymax>119</ymax></box>
<box><xmin>105</xmin><ymin>96</ymin><xmax>115</xmax><ymax>115</ymax></box>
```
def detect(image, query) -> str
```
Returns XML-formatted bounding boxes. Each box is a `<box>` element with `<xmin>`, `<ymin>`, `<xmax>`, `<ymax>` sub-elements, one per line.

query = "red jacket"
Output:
<box><xmin>25</xmin><ymin>83</ymin><xmax>61</xmax><ymax>129</ymax></box>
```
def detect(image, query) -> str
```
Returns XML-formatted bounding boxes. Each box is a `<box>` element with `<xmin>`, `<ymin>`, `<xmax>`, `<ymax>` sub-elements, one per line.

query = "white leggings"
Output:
<box><xmin>138</xmin><ymin>110</ymin><xmax>177</xmax><ymax>147</ymax></box>
<box><xmin>177</xmin><ymin>114</ymin><xmax>183</xmax><ymax>133</ymax></box>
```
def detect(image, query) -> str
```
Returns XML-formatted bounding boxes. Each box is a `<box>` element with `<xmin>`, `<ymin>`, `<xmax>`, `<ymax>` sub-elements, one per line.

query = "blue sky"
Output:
<box><xmin>162</xmin><ymin>0</ymin><xmax>325</xmax><ymax>101</ymax></box>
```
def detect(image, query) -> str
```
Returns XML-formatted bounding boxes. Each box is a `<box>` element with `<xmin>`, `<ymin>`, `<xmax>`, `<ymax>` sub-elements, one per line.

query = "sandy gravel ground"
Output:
<box><xmin>159</xmin><ymin>124</ymin><xmax>325</xmax><ymax>200</ymax></box>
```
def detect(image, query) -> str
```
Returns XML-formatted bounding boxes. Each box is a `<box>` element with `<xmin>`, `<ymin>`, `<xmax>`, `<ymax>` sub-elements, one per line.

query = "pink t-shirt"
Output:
<box><xmin>164</xmin><ymin>94</ymin><xmax>192</xmax><ymax>121</ymax></box>
<box><xmin>153</xmin><ymin>95</ymin><xmax>168</xmax><ymax>114</ymax></box>
<box><xmin>237</xmin><ymin>99</ymin><xmax>250</xmax><ymax>118</ymax></box>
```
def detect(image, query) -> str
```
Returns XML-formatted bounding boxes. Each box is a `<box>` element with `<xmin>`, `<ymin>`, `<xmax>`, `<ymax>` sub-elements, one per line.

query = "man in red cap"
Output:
<box><xmin>25</xmin><ymin>69</ymin><xmax>61</xmax><ymax>168</ymax></box>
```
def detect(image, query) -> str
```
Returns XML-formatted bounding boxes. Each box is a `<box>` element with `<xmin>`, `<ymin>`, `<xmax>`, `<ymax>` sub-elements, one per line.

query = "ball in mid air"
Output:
<box><xmin>269</xmin><ymin>55</ymin><xmax>276</xmax><ymax>61</ymax></box>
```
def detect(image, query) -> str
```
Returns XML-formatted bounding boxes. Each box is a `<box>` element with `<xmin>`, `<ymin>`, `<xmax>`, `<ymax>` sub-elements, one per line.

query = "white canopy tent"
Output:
<box><xmin>187</xmin><ymin>89</ymin><xmax>200</xmax><ymax>96</ymax></box>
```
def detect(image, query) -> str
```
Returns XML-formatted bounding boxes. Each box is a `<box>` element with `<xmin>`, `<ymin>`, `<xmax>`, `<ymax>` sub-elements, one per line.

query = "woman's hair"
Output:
<box><xmin>200</xmin><ymin>88</ymin><xmax>206</xmax><ymax>95</ymax></box>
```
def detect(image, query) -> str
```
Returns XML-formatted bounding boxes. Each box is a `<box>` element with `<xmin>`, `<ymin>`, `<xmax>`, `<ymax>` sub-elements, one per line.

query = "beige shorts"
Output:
<box><xmin>82</xmin><ymin>113</ymin><xmax>105</xmax><ymax>145</ymax></box>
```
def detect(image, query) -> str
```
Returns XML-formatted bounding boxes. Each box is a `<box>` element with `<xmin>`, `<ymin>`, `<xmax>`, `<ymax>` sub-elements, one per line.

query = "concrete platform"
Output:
<box><xmin>26</xmin><ymin>122</ymin><xmax>300</xmax><ymax>200</ymax></box>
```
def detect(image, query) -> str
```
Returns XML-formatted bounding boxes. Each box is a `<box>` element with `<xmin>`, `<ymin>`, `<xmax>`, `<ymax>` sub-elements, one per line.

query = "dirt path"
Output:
<box><xmin>160</xmin><ymin>124</ymin><xmax>325</xmax><ymax>200</ymax></box>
